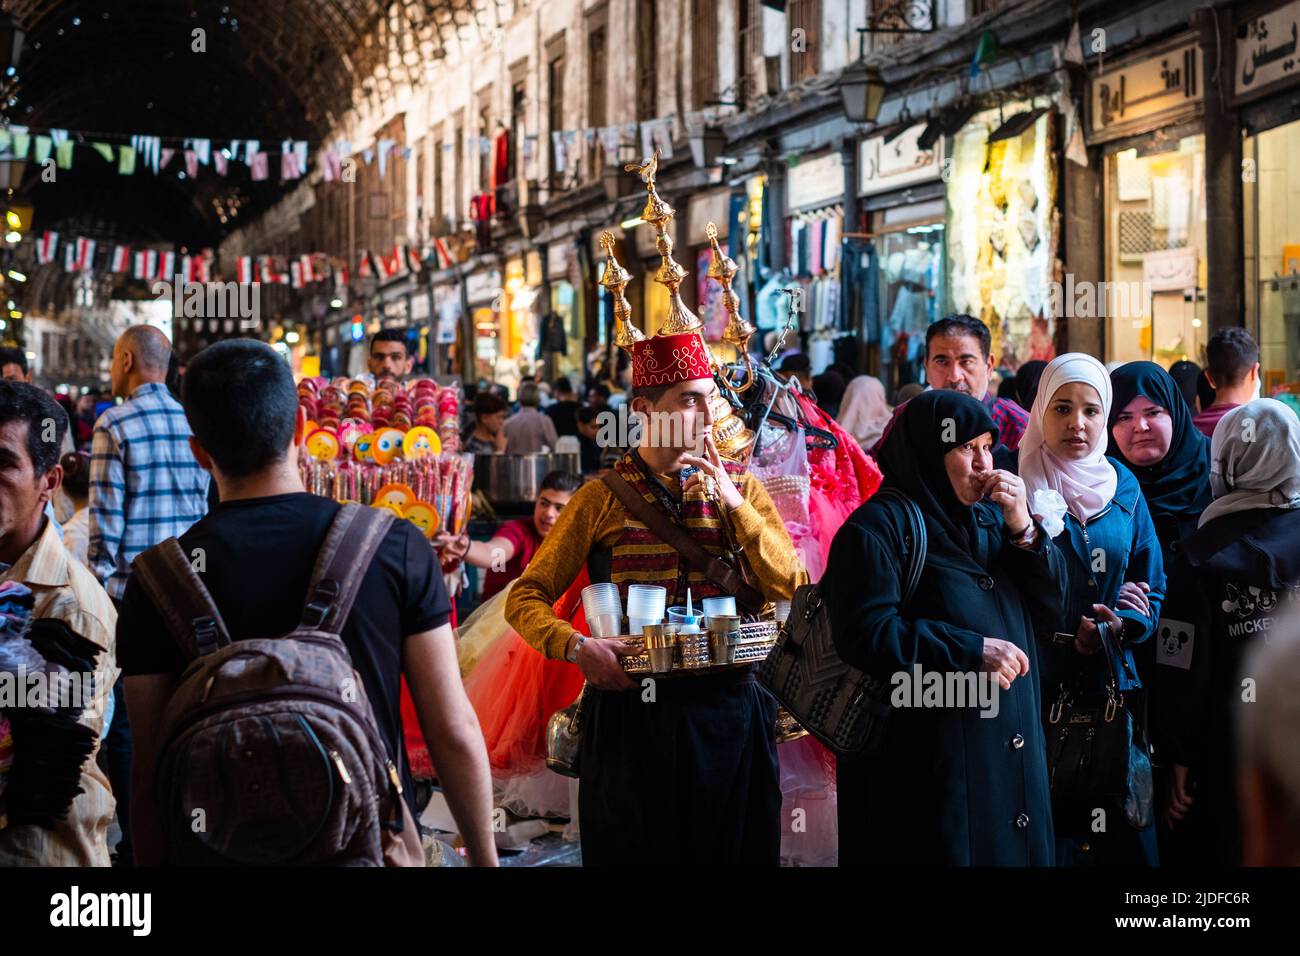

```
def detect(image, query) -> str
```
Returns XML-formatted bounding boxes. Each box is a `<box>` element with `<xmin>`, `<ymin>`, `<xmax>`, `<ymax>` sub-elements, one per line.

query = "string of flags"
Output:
<box><xmin>34</xmin><ymin>229</ymin><xmax>451</xmax><ymax>291</ymax></box>
<box><xmin>0</xmin><ymin>125</ymin><xmax>316</xmax><ymax>182</ymax></box>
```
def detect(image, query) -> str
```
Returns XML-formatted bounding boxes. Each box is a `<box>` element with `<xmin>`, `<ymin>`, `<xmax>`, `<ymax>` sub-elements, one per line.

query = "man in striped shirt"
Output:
<box><xmin>88</xmin><ymin>324</ymin><xmax>208</xmax><ymax>865</ymax></box>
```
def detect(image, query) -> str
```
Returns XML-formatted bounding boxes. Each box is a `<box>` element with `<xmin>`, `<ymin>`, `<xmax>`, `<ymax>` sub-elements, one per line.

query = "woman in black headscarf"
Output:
<box><xmin>823</xmin><ymin>390</ymin><xmax>1068</xmax><ymax>865</ymax></box>
<box><xmin>1108</xmin><ymin>362</ymin><xmax>1213</xmax><ymax>563</ymax></box>
<box><xmin>1108</xmin><ymin>361</ymin><xmax>1214</xmax><ymax>866</ymax></box>
<box><xmin>1014</xmin><ymin>359</ymin><xmax>1048</xmax><ymax>411</ymax></box>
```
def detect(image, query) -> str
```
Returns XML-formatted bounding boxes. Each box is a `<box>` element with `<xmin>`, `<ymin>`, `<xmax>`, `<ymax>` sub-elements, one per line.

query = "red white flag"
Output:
<box><xmin>134</xmin><ymin>249</ymin><xmax>158</xmax><ymax>280</ymax></box>
<box><xmin>180</xmin><ymin>255</ymin><xmax>194</xmax><ymax>283</ymax></box>
<box><xmin>299</xmin><ymin>254</ymin><xmax>314</xmax><ymax>283</ymax></box>
<box><xmin>110</xmin><ymin>245</ymin><xmax>130</xmax><ymax>273</ymax></box>
<box><xmin>75</xmin><ymin>237</ymin><xmax>97</xmax><ymax>271</ymax></box>
<box><xmin>156</xmin><ymin>251</ymin><xmax>176</xmax><ymax>280</ymax></box>
<box><xmin>37</xmin><ymin>230</ymin><xmax>59</xmax><ymax>265</ymax></box>
<box><xmin>290</xmin><ymin>261</ymin><xmax>303</xmax><ymax>289</ymax></box>
<box><xmin>196</xmin><ymin>250</ymin><xmax>213</xmax><ymax>283</ymax></box>
<box><xmin>236</xmin><ymin>256</ymin><xmax>253</xmax><ymax>284</ymax></box>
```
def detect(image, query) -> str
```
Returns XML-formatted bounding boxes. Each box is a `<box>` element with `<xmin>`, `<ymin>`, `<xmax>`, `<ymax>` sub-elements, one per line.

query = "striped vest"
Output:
<box><xmin>608</xmin><ymin>451</ymin><xmax>755</xmax><ymax>607</ymax></box>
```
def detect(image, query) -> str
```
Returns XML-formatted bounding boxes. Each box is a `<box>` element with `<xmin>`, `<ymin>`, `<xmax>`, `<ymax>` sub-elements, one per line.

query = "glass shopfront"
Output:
<box><xmin>1244</xmin><ymin>119</ymin><xmax>1300</xmax><ymax>400</ymax></box>
<box><xmin>1104</xmin><ymin>135</ymin><xmax>1208</xmax><ymax>366</ymax></box>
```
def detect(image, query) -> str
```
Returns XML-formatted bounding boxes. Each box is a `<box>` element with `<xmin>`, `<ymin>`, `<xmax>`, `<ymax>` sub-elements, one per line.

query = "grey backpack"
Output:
<box><xmin>132</xmin><ymin>504</ymin><xmax>422</xmax><ymax>866</ymax></box>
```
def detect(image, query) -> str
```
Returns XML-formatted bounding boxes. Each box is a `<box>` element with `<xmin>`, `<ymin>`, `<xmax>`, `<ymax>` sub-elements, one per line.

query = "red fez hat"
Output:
<box><xmin>631</xmin><ymin>333</ymin><xmax>713</xmax><ymax>388</ymax></box>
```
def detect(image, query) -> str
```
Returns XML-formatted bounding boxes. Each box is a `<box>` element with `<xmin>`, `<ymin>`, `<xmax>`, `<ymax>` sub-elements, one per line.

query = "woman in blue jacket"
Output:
<box><xmin>1020</xmin><ymin>354</ymin><xmax>1166</xmax><ymax>866</ymax></box>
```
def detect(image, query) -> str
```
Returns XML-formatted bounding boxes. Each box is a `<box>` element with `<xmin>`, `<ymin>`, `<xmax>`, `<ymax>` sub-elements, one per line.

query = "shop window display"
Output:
<box><xmin>1104</xmin><ymin>135</ymin><xmax>1208</xmax><ymax>367</ymax></box>
<box><xmin>1244</xmin><ymin>122</ymin><xmax>1300</xmax><ymax>410</ymax></box>
<box><xmin>871</xmin><ymin>207</ymin><xmax>945</xmax><ymax>395</ymax></box>
<box><xmin>947</xmin><ymin>104</ymin><xmax>1058</xmax><ymax>368</ymax></box>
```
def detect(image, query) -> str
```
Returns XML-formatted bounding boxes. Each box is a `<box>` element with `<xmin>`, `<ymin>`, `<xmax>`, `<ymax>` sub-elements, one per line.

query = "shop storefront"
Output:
<box><xmin>431</xmin><ymin>279</ymin><xmax>463</xmax><ymax>377</ymax></box>
<box><xmin>1238</xmin><ymin>0</ymin><xmax>1300</xmax><ymax>408</ymax></box>
<box><xmin>464</xmin><ymin>265</ymin><xmax>503</xmax><ymax>386</ymax></box>
<box><xmin>947</xmin><ymin>100</ymin><xmax>1059</xmax><ymax>369</ymax></box>
<box><xmin>1087</xmin><ymin>34</ymin><xmax>1206</xmax><ymax>368</ymax></box>
<box><xmin>783</xmin><ymin>150</ymin><xmax>849</xmax><ymax>374</ymax></box>
<box><xmin>543</xmin><ymin>240</ymin><xmax>584</xmax><ymax>383</ymax></box>
<box><xmin>858</xmin><ymin>122</ymin><xmax>947</xmax><ymax>391</ymax></box>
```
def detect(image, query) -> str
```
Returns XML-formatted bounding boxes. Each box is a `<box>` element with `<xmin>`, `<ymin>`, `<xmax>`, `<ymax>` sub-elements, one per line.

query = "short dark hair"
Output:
<box><xmin>540</xmin><ymin>470</ymin><xmax>582</xmax><ymax>494</ymax></box>
<box><xmin>0</xmin><ymin>346</ymin><xmax>28</xmax><ymax>375</ymax></box>
<box><xmin>473</xmin><ymin>392</ymin><xmax>507</xmax><ymax>417</ymax></box>
<box><xmin>629</xmin><ymin>383</ymin><xmax>672</xmax><ymax>406</ymax></box>
<box><xmin>183</xmin><ymin>339</ymin><xmax>297</xmax><ymax>477</ymax></box>
<box><xmin>369</xmin><ymin>329</ymin><xmax>409</xmax><ymax>354</ymax></box>
<box><xmin>1205</xmin><ymin>327</ymin><xmax>1259</xmax><ymax>388</ymax></box>
<box><xmin>577</xmin><ymin>405</ymin><xmax>600</xmax><ymax>426</ymax></box>
<box><xmin>926</xmin><ymin>314</ymin><xmax>991</xmax><ymax>361</ymax></box>
<box><xmin>588</xmin><ymin>382</ymin><xmax>611</xmax><ymax>401</ymax></box>
<box><xmin>0</xmin><ymin>380</ymin><xmax>66</xmax><ymax>475</ymax></box>
<box><xmin>554</xmin><ymin>376</ymin><xmax>573</xmax><ymax>394</ymax></box>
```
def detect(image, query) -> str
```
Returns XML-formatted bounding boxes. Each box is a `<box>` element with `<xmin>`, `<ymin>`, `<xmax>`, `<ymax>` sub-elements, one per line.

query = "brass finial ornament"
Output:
<box><xmin>706</xmin><ymin>222</ymin><xmax>758</xmax><ymax>394</ymax></box>
<box><xmin>599</xmin><ymin>230</ymin><xmax>645</xmax><ymax>349</ymax></box>
<box><xmin>625</xmin><ymin>149</ymin><xmax>703</xmax><ymax>336</ymax></box>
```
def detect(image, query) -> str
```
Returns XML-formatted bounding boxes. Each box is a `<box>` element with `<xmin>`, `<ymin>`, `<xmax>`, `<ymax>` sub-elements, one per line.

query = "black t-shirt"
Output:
<box><xmin>545</xmin><ymin>399</ymin><xmax>579</xmax><ymax>437</ymax></box>
<box><xmin>116</xmin><ymin>492</ymin><xmax>452</xmax><ymax>807</ymax></box>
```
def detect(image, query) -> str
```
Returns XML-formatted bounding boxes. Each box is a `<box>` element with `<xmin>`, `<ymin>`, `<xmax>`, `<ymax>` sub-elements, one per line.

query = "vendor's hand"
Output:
<box><xmin>680</xmin><ymin>433</ymin><xmax>744</xmax><ymax>511</ymax></box>
<box><xmin>1074</xmin><ymin>603</ymin><xmax>1123</xmax><ymax>656</ymax></box>
<box><xmin>982</xmin><ymin>469</ymin><xmax>1031</xmax><ymax>535</ymax></box>
<box><xmin>1163</xmin><ymin>763</ymin><xmax>1196</xmax><ymax>828</ymax></box>
<box><xmin>981</xmin><ymin>637</ymin><xmax>1029</xmax><ymax>691</ymax></box>
<box><xmin>1116</xmin><ymin>581</ymin><xmax>1152</xmax><ymax>617</ymax></box>
<box><xmin>576</xmin><ymin>636</ymin><xmax>639</xmax><ymax>691</ymax></box>
<box><xmin>434</xmin><ymin>531</ymin><xmax>469</xmax><ymax>559</ymax></box>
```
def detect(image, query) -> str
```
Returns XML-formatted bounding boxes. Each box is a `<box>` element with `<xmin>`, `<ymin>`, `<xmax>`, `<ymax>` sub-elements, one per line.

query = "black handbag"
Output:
<box><xmin>1045</xmin><ymin>620</ymin><xmax>1154</xmax><ymax>832</ymax></box>
<box><xmin>757</xmin><ymin>489</ymin><xmax>925</xmax><ymax>757</ymax></box>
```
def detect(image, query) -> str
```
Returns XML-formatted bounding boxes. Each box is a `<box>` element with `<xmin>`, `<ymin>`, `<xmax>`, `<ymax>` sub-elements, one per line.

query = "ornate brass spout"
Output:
<box><xmin>625</xmin><ymin>149</ymin><xmax>702</xmax><ymax>335</ymax></box>
<box><xmin>598</xmin><ymin>231</ymin><xmax>644</xmax><ymax>349</ymax></box>
<box><xmin>705</xmin><ymin>222</ymin><xmax>757</xmax><ymax>394</ymax></box>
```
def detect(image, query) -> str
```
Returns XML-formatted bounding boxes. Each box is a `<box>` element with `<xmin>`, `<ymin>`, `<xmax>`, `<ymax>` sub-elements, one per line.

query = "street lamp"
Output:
<box><xmin>839</xmin><ymin>59</ymin><xmax>887</xmax><ymax>124</ymax></box>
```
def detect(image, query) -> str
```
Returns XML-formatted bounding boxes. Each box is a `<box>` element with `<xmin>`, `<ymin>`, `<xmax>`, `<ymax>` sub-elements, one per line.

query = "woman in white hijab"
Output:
<box><xmin>1021</xmin><ymin>352</ymin><xmax>1167</xmax><ymax>867</ymax></box>
<box><xmin>1154</xmin><ymin>397</ymin><xmax>1300</xmax><ymax>866</ymax></box>
<box><xmin>836</xmin><ymin>375</ymin><xmax>893</xmax><ymax>451</ymax></box>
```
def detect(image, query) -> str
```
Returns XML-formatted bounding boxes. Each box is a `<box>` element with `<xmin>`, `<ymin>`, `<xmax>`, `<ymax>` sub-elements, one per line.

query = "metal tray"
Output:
<box><xmin>618</xmin><ymin>620</ymin><xmax>780</xmax><ymax>675</ymax></box>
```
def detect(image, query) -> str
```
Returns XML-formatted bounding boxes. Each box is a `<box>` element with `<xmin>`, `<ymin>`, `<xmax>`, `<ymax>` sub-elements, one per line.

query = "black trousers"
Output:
<box><xmin>577</xmin><ymin>668</ymin><xmax>781</xmax><ymax>866</ymax></box>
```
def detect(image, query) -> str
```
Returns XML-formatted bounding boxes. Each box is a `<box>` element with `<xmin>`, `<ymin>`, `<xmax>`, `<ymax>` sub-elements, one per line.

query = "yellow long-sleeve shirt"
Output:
<box><xmin>505</xmin><ymin>472</ymin><xmax>809</xmax><ymax>660</ymax></box>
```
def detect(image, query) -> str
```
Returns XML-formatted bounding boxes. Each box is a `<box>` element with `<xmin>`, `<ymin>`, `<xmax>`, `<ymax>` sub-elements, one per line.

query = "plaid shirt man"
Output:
<box><xmin>869</xmin><ymin>389</ymin><xmax>1029</xmax><ymax>458</ymax></box>
<box><xmin>88</xmin><ymin>382</ymin><xmax>209</xmax><ymax>601</ymax></box>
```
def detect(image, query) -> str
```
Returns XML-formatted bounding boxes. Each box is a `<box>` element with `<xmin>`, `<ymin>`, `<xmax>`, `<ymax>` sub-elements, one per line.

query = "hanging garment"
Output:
<box><xmin>809</xmin><ymin>218</ymin><xmax>824</xmax><ymax>277</ymax></box>
<box><xmin>823</xmin><ymin>216</ymin><xmax>841</xmax><ymax>272</ymax></box>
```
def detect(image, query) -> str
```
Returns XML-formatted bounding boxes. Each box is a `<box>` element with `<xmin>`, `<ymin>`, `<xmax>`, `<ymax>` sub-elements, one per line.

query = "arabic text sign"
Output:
<box><xmin>1237</xmin><ymin>0</ymin><xmax>1300</xmax><ymax>97</ymax></box>
<box><xmin>1142</xmin><ymin>247</ymin><xmax>1198</xmax><ymax>294</ymax></box>
<box><xmin>1090</xmin><ymin>39</ymin><xmax>1201</xmax><ymax>136</ymax></box>
<box><xmin>858</xmin><ymin>124</ymin><xmax>944</xmax><ymax>197</ymax></box>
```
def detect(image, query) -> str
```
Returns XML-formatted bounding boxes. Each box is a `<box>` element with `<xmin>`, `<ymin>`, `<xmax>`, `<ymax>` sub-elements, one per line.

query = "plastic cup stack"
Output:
<box><xmin>702</xmin><ymin>596</ymin><xmax>737</xmax><ymax>619</ymax></box>
<box><xmin>582</xmin><ymin>583</ymin><xmax>623</xmax><ymax>639</ymax></box>
<box><xmin>626</xmin><ymin>584</ymin><xmax>667</xmax><ymax>636</ymax></box>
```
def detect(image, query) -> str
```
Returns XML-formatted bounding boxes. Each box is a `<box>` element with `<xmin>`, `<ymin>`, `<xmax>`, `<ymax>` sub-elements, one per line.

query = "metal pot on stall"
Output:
<box><xmin>472</xmin><ymin>451</ymin><xmax>581</xmax><ymax>506</ymax></box>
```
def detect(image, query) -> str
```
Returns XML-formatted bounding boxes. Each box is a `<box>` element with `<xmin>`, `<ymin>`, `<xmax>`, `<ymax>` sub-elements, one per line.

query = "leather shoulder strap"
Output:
<box><xmin>872</xmin><ymin>489</ymin><xmax>927</xmax><ymax>607</ymax></box>
<box><xmin>301</xmin><ymin>503</ymin><xmax>396</xmax><ymax>634</ymax></box>
<box><xmin>131</xmin><ymin>538</ymin><xmax>232</xmax><ymax>660</ymax></box>
<box><xmin>601</xmin><ymin>470</ymin><xmax>765</xmax><ymax>613</ymax></box>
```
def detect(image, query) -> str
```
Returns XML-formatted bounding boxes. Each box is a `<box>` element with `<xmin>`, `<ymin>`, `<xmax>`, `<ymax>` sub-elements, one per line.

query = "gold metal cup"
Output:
<box><xmin>707</xmin><ymin>614</ymin><xmax>742</xmax><ymax>665</ymax></box>
<box><xmin>642</xmin><ymin>623</ymin><xmax>680</xmax><ymax>673</ymax></box>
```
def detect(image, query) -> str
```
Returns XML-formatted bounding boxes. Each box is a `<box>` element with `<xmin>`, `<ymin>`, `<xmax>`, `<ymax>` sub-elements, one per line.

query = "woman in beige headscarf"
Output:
<box><xmin>836</xmin><ymin>375</ymin><xmax>893</xmax><ymax>451</ymax></box>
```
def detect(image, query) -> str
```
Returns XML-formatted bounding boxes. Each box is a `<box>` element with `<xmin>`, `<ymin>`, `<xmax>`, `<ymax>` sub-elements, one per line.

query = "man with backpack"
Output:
<box><xmin>117</xmin><ymin>340</ymin><xmax>497</xmax><ymax>866</ymax></box>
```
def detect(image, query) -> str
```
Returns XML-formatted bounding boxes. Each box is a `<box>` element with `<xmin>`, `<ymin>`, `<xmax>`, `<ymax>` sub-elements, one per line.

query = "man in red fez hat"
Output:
<box><xmin>505</xmin><ymin>329</ymin><xmax>807</xmax><ymax>866</ymax></box>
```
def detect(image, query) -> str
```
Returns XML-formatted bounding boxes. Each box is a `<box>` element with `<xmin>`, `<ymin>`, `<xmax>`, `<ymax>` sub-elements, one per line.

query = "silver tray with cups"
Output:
<box><xmin>581</xmin><ymin>584</ymin><xmax>784</xmax><ymax>676</ymax></box>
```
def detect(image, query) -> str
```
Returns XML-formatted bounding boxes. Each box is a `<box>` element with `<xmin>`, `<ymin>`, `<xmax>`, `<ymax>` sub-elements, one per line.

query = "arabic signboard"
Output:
<box><xmin>1236</xmin><ymin>0</ymin><xmax>1300</xmax><ymax>99</ymax></box>
<box><xmin>1143</xmin><ymin>247</ymin><xmax>1198</xmax><ymax>293</ymax></box>
<box><xmin>1088</xmin><ymin>36</ymin><xmax>1202</xmax><ymax>142</ymax></box>
<box><xmin>786</xmin><ymin>151</ymin><xmax>845</xmax><ymax>213</ymax></box>
<box><xmin>858</xmin><ymin>124</ymin><xmax>944</xmax><ymax>197</ymax></box>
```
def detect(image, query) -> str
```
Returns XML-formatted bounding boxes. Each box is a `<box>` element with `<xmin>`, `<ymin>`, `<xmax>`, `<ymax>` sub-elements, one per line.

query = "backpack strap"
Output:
<box><xmin>872</xmin><ymin>489</ymin><xmax>927</xmax><ymax>608</ymax></box>
<box><xmin>131</xmin><ymin>539</ymin><xmax>232</xmax><ymax>661</ymax></box>
<box><xmin>300</xmin><ymin>503</ymin><xmax>396</xmax><ymax>634</ymax></box>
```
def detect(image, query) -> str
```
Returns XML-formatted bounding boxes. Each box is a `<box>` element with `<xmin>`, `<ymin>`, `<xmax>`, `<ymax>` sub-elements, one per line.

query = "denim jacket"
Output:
<box><xmin>1039</xmin><ymin>458</ymin><xmax>1167</xmax><ymax>698</ymax></box>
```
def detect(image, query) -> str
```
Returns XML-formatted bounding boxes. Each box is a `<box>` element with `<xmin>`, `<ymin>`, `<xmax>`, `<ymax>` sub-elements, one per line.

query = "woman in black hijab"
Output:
<box><xmin>1014</xmin><ymin>359</ymin><xmax>1048</xmax><ymax>411</ymax></box>
<box><xmin>1108</xmin><ymin>362</ymin><xmax>1213</xmax><ymax>562</ymax></box>
<box><xmin>823</xmin><ymin>390</ymin><xmax>1068</xmax><ymax>865</ymax></box>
